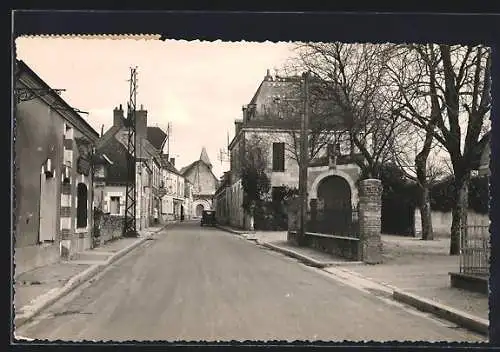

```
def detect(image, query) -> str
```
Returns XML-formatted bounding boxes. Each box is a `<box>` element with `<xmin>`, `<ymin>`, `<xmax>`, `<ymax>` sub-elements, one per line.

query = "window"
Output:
<box><xmin>110</xmin><ymin>196</ymin><xmax>121</xmax><ymax>215</ymax></box>
<box><xmin>76</xmin><ymin>183</ymin><xmax>88</xmax><ymax>228</ymax></box>
<box><xmin>272</xmin><ymin>142</ymin><xmax>285</xmax><ymax>171</ymax></box>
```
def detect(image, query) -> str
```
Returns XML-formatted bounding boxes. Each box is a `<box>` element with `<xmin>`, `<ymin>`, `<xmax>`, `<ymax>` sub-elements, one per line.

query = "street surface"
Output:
<box><xmin>17</xmin><ymin>222</ymin><xmax>484</xmax><ymax>342</ymax></box>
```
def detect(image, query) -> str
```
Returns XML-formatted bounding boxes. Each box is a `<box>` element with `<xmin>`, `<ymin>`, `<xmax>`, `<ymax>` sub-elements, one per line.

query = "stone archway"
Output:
<box><xmin>193</xmin><ymin>199</ymin><xmax>211</xmax><ymax>218</ymax></box>
<box><xmin>309</xmin><ymin>169</ymin><xmax>358</xmax><ymax>207</ymax></box>
<box><xmin>195</xmin><ymin>204</ymin><xmax>204</xmax><ymax>217</ymax></box>
<box><xmin>309</xmin><ymin>169</ymin><xmax>357</xmax><ymax>235</ymax></box>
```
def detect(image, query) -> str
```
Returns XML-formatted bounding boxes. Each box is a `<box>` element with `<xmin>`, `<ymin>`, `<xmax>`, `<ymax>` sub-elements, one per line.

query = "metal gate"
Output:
<box><xmin>311</xmin><ymin>175</ymin><xmax>358</xmax><ymax>237</ymax></box>
<box><xmin>460</xmin><ymin>224</ymin><xmax>490</xmax><ymax>276</ymax></box>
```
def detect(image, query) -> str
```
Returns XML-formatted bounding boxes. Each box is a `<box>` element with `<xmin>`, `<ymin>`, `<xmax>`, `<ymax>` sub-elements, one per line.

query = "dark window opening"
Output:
<box><xmin>272</xmin><ymin>142</ymin><xmax>285</xmax><ymax>172</ymax></box>
<box><xmin>77</xmin><ymin>183</ymin><xmax>88</xmax><ymax>228</ymax></box>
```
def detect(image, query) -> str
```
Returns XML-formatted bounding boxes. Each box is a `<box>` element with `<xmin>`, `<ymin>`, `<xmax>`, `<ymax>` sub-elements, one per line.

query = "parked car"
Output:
<box><xmin>200</xmin><ymin>210</ymin><xmax>216</xmax><ymax>227</ymax></box>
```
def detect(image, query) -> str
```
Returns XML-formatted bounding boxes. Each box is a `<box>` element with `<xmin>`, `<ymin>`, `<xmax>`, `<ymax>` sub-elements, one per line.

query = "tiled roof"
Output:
<box><xmin>147</xmin><ymin>126</ymin><xmax>168</xmax><ymax>151</ymax></box>
<box><xmin>96</xmin><ymin>137</ymin><xmax>130</xmax><ymax>185</ymax></box>
<box><xmin>160</xmin><ymin>154</ymin><xmax>182</xmax><ymax>176</ymax></box>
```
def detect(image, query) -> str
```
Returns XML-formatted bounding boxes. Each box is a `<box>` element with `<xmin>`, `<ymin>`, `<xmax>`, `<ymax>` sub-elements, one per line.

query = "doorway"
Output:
<box><xmin>195</xmin><ymin>204</ymin><xmax>204</xmax><ymax>217</ymax></box>
<box><xmin>39</xmin><ymin>171</ymin><xmax>57</xmax><ymax>243</ymax></box>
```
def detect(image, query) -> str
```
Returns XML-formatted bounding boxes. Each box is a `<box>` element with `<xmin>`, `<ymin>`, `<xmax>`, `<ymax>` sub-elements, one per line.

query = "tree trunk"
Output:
<box><xmin>450</xmin><ymin>177</ymin><xmax>469</xmax><ymax>255</ymax></box>
<box><xmin>420</xmin><ymin>185</ymin><xmax>434</xmax><ymax>240</ymax></box>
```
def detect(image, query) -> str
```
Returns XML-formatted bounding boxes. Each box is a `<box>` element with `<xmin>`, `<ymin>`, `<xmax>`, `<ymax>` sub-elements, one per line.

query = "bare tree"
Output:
<box><xmin>284</xmin><ymin>42</ymin><xmax>405</xmax><ymax>179</ymax></box>
<box><xmin>388</xmin><ymin>44</ymin><xmax>491</xmax><ymax>254</ymax></box>
<box><xmin>240</xmin><ymin>134</ymin><xmax>271</xmax><ymax>228</ymax></box>
<box><xmin>385</xmin><ymin>44</ymin><xmax>450</xmax><ymax>241</ymax></box>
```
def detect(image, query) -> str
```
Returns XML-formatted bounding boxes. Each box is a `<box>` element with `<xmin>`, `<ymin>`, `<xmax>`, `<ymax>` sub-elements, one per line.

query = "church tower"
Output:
<box><xmin>200</xmin><ymin>146</ymin><xmax>212</xmax><ymax>170</ymax></box>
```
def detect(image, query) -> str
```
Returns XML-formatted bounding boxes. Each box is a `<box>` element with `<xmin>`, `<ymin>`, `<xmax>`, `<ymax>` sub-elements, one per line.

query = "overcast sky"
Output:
<box><xmin>16</xmin><ymin>37</ymin><xmax>295</xmax><ymax>178</ymax></box>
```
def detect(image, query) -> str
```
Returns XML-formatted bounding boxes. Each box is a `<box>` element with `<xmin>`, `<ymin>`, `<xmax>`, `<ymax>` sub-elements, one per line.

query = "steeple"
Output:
<box><xmin>200</xmin><ymin>147</ymin><xmax>212</xmax><ymax>169</ymax></box>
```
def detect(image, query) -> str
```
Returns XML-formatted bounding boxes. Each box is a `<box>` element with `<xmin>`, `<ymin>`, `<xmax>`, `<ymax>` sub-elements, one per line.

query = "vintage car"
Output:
<box><xmin>200</xmin><ymin>210</ymin><xmax>216</xmax><ymax>227</ymax></box>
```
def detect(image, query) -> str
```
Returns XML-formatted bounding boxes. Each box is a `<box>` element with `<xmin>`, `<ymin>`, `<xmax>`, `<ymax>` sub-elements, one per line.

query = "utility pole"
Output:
<box><xmin>123</xmin><ymin>67</ymin><xmax>139</xmax><ymax>238</ymax></box>
<box><xmin>298</xmin><ymin>71</ymin><xmax>311</xmax><ymax>246</ymax></box>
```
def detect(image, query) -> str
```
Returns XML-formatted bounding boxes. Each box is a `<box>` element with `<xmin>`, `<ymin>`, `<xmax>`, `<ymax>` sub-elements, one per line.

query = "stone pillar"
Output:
<box><xmin>359</xmin><ymin>179</ymin><xmax>383</xmax><ymax>264</ymax></box>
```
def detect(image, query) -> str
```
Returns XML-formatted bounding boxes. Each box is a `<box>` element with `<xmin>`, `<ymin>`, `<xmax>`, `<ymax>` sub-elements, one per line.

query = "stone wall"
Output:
<box><xmin>98</xmin><ymin>214</ymin><xmax>123</xmax><ymax>244</ymax></box>
<box><xmin>414</xmin><ymin>208</ymin><xmax>490</xmax><ymax>237</ymax></box>
<box><xmin>286</xmin><ymin>178</ymin><xmax>383</xmax><ymax>264</ymax></box>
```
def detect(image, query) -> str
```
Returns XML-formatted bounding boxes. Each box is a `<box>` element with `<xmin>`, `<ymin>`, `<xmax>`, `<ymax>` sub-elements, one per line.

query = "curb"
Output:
<box><xmin>261</xmin><ymin>242</ymin><xmax>489</xmax><ymax>337</ymax></box>
<box><xmin>393</xmin><ymin>290</ymin><xmax>489</xmax><ymax>336</ymax></box>
<box><xmin>15</xmin><ymin>226</ymin><xmax>167</xmax><ymax>329</ymax></box>
<box><xmin>261</xmin><ymin>242</ymin><xmax>328</xmax><ymax>268</ymax></box>
<box><xmin>216</xmin><ymin>225</ymin><xmax>249</xmax><ymax>236</ymax></box>
<box><xmin>14</xmin><ymin>263</ymin><xmax>104</xmax><ymax>328</ymax></box>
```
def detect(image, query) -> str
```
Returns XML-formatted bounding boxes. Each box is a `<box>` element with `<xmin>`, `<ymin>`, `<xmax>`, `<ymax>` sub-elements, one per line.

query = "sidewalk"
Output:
<box><xmin>13</xmin><ymin>225</ymin><xmax>167</xmax><ymax>328</ymax></box>
<box><xmin>217</xmin><ymin>225</ymin><xmax>489</xmax><ymax>335</ymax></box>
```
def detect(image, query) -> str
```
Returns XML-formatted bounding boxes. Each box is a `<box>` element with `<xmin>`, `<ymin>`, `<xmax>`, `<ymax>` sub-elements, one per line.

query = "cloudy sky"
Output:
<box><xmin>15</xmin><ymin>37</ymin><xmax>295</xmax><ymax>178</ymax></box>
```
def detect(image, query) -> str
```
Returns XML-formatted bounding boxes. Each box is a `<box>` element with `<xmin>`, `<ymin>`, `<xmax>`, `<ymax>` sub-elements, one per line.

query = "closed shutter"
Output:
<box><xmin>272</xmin><ymin>143</ymin><xmax>285</xmax><ymax>171</ymax></box>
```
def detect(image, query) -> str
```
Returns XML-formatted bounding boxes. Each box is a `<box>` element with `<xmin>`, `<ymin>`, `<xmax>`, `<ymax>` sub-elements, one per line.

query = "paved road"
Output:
<box><xmin>17</xmin><ymin>222</ymin><xmax>484</xmax><ymax>342</ymax></box>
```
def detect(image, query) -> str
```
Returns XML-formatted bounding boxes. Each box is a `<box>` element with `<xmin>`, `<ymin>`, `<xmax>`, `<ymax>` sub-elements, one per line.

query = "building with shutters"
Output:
<box><xmin>159</xmin><ymin>154</ymin><xmax>188</xmax><ymax>221</ymax></box>
<box><xmin>180</xmin><ymin>148</ymin><xmax>220</xmax><ymax>218</ymax></box>
<box><xmin>220</xmin><ymin>69</ymin><xmax>364</xmax><ymax>230</ymax></box>
<box><xmin>14</xmin><ymin>60</ymin><xmax>101</xmax><ymax>274</ymax></box>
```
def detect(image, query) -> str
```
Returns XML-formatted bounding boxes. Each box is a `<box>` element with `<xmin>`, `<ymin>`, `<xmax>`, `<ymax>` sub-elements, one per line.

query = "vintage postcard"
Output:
<box><xmin>11</xmin><ymin>12</ymin><xmax>493</xmax><ymax>345</ymax></box>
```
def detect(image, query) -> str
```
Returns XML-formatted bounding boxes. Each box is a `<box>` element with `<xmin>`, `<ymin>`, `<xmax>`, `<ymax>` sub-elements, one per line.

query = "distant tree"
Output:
<box><xmin>240</xmin><ymin>134</ymin><xmax>271</xmax><ymax>228</ymax></box>
<box><xmin>388</xmin><ymin>44</ymin><xmax>491</xmax><ymax>254</ymax></box>
<box><xmin>386</xmin><ymin>44</ymin><xmax>451</xmax><ymax>241</ymax></box>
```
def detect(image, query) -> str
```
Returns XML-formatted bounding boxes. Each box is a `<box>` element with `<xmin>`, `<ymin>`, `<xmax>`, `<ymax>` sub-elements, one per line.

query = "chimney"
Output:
<box><xmin>264</xmin><ymin>69</ymin><xmax>273</xmax><ymax>81</ymax></box>
<box><xmin>113</xmin><ymin>105</ymin><xmax>124</xmax><ymax>127</ymax></box>
<box><xmin>234</xmin><ymin>119</ymin><xmax>243</xmax><ymax>135</ymax></box>
<box><xmin>135</xmin><ymin>106</ymin><xmax>147</xmax><ymax>139</ymax></box>
<box><xmin>242</xmin><ymin>105</ymin><xmax>248</xmax><ymax>121</ymax></box>
<box><xmin>170</xmin><ymin>158</ymin><xmax>175</xmax><ymax>166</ymax></box>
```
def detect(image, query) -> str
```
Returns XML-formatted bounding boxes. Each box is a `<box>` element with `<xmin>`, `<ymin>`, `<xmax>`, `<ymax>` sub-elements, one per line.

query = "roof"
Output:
<box><xmin>147</xmin><ymin>126</ymin><xmax>168</xmax><ymax>151</ymax></box>
<box><xmin>16</xmin><ymin>60</ymin><xmax>99</xmax><ymax>141</ymax></box>
<box><xmin>200</xmin><ymin>147</ymin><xmax>212</xmax><ymax>168</ymax></box>
<box><xmin>179</xmin><ymin>160</ymin><xmax>196</xmax><ymax>175</ymax></box>
<box><xmin>96</xmin><ymin>125</ymin><xmax>121</xmax><ymax>149</ymax></box>
<box><xmin>96</xmin><ymin>137</ymin><xmax>130</xmax><ymax>185</ymax></box>
<box><xmin>160</xmin><ymin>154</ymin><xmax>183</xmax><ymax>176</ymax></box>
<box><xmin>180</xmin><ymin>147</ymin><xmax>214</xmax><ymax>175</ymax></box>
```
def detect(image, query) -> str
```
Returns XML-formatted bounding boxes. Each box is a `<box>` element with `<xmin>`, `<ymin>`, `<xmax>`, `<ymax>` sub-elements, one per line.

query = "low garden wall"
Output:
<box><xmin>288</xmin><ymin>231</ymin><xmax>361</xmax><ymax>261</ymax></box>
<box><xmin>98</xmin><ymin>214</ymin><xmax>123</xmax><ymax>244</ymax></box>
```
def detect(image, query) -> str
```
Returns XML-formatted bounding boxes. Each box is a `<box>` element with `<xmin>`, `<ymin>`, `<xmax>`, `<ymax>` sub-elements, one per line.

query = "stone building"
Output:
<box><xmin>14</xmin><ymin>60</ymin><xmax>100</xmax><ymax>274</ymax></box>
<box><xmin>219</xmin><ymin>69</ymin><xmax>365</xmax><ymax>231</ymax></box>
<box><xmin>95</xmin><ymin>105</ymin><xmax>163</xmax><ymax>232</ymax></box>
<box><xmin>180</xmin><ymin>148</ymin><xmax>219</xmax><ymax>218</ymax></box>
<box><xmin>213</xmin><ymin>171</ymin><xmax>232</xmax><ymax>225</ymax></box>
<box><xmin>159</xmin><ymin>154</ymin><xmax>187</xmax><ymax>221</ymax></box>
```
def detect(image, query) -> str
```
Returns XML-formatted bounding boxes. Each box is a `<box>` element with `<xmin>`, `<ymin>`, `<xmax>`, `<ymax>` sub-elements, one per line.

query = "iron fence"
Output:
<box><xmin>307</xmin><ymin>206</ymin><xmax>360</xmax><ymax>238</ymax></box>
<box><xmin>460</xmin><ymin>224</ymin><xmax>490</xmax><ymax>276</ymax></box>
